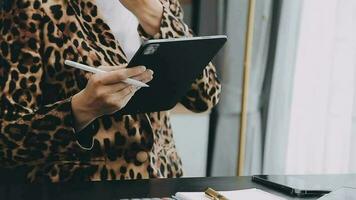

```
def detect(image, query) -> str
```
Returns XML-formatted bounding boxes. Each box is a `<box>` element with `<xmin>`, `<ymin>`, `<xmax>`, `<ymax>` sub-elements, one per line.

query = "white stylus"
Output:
<box><xmin>64</xmin><ymin>60</ymin><xmax>149</xmax><ymax>88</ymax></box>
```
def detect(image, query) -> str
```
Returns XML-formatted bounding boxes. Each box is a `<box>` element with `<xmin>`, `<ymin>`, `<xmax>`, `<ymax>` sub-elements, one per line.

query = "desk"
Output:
<box><xmin>1</xmin><ymin>175</ymin><xmax>355</xmax><ymax>200</ymax></box>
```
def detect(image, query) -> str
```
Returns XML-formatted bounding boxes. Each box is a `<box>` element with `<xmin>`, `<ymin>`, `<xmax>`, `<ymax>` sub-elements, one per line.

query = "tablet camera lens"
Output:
<box><xmin>143</xmin><ymin>44</ymin><xmax>160</xmax><ymax>55</ymax></box>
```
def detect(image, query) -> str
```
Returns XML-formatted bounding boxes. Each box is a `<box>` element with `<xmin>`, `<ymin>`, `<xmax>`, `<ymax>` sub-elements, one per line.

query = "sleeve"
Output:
<box><xmin>0</xmin><ymin>0</ymin><xmax>78</xmax><ymax>167</ymax></box>
<box><xmin>138</xmin><ymin>0</ymin><xmax>222</xmax><ymax>112</ymax></box>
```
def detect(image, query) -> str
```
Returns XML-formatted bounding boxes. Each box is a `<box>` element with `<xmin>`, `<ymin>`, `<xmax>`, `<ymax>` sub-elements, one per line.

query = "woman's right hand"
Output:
<box><xmin>71</xmin><ymin>65</ymin><xmax>153</xmax><ymax>131</ymax></box>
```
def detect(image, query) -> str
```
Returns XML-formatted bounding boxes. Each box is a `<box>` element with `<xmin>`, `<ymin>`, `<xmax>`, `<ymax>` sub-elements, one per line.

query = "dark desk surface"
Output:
<box><xmin>1</xmin><ymin>175</ymin><xmax>355</xmax><ymax>200</ymax></box>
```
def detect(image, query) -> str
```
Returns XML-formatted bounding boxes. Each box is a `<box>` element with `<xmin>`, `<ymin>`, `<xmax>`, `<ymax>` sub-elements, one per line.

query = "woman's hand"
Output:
<box><xmin>71</xmin><ymin>65</ymin><xmax>154</xmax><ymax>131</ymax></box>
<box><xmin>119</xmin><ymin>0</ymin><xmax>163</xmax><ymax>36</ymax></box>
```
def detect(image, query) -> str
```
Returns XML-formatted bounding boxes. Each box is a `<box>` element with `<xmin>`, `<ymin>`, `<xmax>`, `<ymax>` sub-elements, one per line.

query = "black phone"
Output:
<box><xmin>252</xmin><ymin>175</ymin><xmax>332</xmax><ymax>197</ymax></box>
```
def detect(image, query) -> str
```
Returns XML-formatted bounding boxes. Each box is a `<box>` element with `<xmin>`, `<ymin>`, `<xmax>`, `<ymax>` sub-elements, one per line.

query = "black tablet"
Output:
<box><xmin>120</xmin><ymin>35</ymin><xmax>227</xmax><ymax>114</ymax></box>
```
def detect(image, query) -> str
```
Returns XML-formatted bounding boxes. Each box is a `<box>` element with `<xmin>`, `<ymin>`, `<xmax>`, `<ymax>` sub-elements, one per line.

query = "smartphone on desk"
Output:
<box><xmin>252</xmin><ymin>174</ymin><xmax>356</xmax><ymax>198</ymax></box>
<box><xmin>252</xmin><ymin>175</ymin><xmax>332</xmax><ymax>197</ymax></box>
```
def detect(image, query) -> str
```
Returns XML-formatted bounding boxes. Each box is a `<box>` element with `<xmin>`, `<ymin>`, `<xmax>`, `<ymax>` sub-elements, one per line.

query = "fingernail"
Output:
<box><xmin>140</xmin><ymin>66</ymin><xmax>146</xmax><ymax>71</ymax></box>
<box><xmin>149</xmin><ymin>69</ymin><xmax>154</xmax><ymax>75</ymax></box>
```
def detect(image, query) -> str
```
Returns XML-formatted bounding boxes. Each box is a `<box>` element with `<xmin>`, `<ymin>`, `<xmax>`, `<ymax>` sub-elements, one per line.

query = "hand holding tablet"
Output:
<box><xmin>67</xmin><ymin>35</ymin><xmax>227</xmax><ymax>116</ymax></box>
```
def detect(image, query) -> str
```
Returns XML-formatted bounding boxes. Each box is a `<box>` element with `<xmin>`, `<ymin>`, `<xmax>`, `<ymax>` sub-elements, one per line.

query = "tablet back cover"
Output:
<box><xmin>121</xmin><ymin>36</ymin><xmax>227</xmax><ymax>114</ymax></box>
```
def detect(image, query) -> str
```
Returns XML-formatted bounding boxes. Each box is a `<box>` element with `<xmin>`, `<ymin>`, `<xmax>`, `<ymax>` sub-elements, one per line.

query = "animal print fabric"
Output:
<box><xmin>0</xmin><ymin>0</ymin><xmax>221</xmax><ymax>182</ymax></box>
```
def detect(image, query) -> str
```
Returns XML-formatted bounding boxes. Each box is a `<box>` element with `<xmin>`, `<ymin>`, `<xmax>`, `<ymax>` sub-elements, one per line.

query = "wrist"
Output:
<box><xmin>135</xmin><ymin>2</ymin><xmax>163</xmax><ymax>36</ymax></box>
<box><xmin>71</xmin><ymin>91</ymin><xmax>98</xmax><ymax>131</ymax></box>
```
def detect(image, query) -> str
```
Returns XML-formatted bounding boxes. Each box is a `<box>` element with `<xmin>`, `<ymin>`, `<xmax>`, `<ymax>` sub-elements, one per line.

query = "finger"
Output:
<box><xmin>118</xmin><ymin>88</ymin><xmax>136</xmax><ymax>106</ymax></box>
<box><xmin>131</xmin><ymin>69</ymin><xmax>154</xmax><ymax>82</ymax></box>
<box><xmin>133</xmin><ymin>74</ymin><xmax>153</xmax><ymax>84</ymax></box>
<box><xmin>85</xmin><ymin>73</ymin><xmax>93</xmax><ymax>80</ymax></box>
<box><xmin>107</xmin><ymin>88</ymin><xmax>135</xmax><ymax>115</ymax></box>
<box><xmin>98</xmin><ymin>64</ymin><xmax>127</xmax><ymax>72</ymax></box>
<box><xmin>109</xmin><ymin>86</ymin><xmax>137</xmax><ymax>105</ymax></box>
<box><xmin>140</xmin><ymin>76</ymin><xmax>154</xmax><ymax>84</ymax></box>
<box><xmin>102</xmin><ymin>82</ymin><xmax>130</xmax><ymax>94</ymax></box>
<box><xmin>117</xmin><ymin>85</ymin><xmax>136</xmax><ymax>97</ymax></box>
<box><xmin>94</xmin><ymin>66</ymin><xmax>146</xmax><ymax>85</ymax></box>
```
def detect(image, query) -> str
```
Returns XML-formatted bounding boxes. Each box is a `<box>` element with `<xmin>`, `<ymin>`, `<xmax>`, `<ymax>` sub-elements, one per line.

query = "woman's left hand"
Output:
<box><xmin>119</xmin><ymin>0</ymin><xmax>163</xmax><ymax>36</ymax></box>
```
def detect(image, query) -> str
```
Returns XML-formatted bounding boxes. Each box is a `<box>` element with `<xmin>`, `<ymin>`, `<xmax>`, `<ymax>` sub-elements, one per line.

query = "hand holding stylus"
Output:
<box><xmin>71</xmin><ymin>64</ymin><xmax>154</xmax><ymax>132</ymax></box>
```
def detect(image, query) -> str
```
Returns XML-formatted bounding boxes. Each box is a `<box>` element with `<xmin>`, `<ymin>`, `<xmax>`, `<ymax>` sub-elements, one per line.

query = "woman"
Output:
<box><xmin>0</xmin><ymin>0</ymin><xmax>221</xmax><ymax>182</ymax></box>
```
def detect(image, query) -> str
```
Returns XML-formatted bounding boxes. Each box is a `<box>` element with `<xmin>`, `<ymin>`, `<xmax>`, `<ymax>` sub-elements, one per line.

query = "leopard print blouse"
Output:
<box><xmin>0</xmin><ymin>0</ymin><xmax>221</xmax><ymax>183</ymax></box>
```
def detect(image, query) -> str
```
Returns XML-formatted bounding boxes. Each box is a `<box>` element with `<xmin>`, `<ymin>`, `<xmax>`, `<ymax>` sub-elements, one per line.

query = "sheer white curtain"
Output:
<box><xmin>265</xmin><ymin>0</ymin><xmax>356</xmax><ymax>174</ymax></box>
<box><xmin>285</xmin><ymin>0</ymin><xmax>356</xmax><ymax>174</ymax></box>
<box><xmin>263</xmin><ymin>0</ymin><xmax>302</xmax><ymax>174</ymax></box>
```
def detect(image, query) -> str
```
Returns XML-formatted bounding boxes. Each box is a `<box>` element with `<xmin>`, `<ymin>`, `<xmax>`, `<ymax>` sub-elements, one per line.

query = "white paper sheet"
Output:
<box><xmin>175</xmin><ymin>188</ymin><xmax>286</xmax><ymax>200</ymax></box>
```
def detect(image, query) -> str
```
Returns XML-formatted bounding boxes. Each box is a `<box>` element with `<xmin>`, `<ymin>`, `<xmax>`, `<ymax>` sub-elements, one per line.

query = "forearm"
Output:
<box><xmin>128</xmin><ymin>1</ymin><xmax>163</xmax><ymax>36</ymax></box>
<box><xmin>136</xmin><ymin>0</ymin><xmax>191</xmax><ymax>39</ymax></box>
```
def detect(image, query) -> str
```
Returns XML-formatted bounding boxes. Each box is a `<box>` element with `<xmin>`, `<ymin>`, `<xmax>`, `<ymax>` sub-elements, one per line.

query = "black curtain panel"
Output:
<box><xmin>260</xmin><ymin>0</ymin><xmax>284</xmax><ymax>170</ymax></box>
<box><xmin>192</xmin><ymin>0</ymin><xmax>225</xmax><ymax>176</ymax></box>
<box><xmin>191</xmin><ymin>0</ymin><xmax>201</xmax><ymax>34</ymax></box>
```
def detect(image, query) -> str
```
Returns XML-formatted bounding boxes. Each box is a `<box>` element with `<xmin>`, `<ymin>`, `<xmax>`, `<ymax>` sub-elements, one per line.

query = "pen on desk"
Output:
<box><xmin>64</xmin><ymin>60</ymin><xmax>149</xmax><ymax>88</ymax></box>
<box><xmin>205</xmin><ymin>188</ymin><xmax>229</xmax><ymax>200</ymax></box>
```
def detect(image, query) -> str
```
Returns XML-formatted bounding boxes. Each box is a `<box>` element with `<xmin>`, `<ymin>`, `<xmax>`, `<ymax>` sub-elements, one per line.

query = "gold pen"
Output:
<box><xmin>204</xmin><ymin>188</ymin><xmax>229</xmax><ymax>200</ymax></box>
